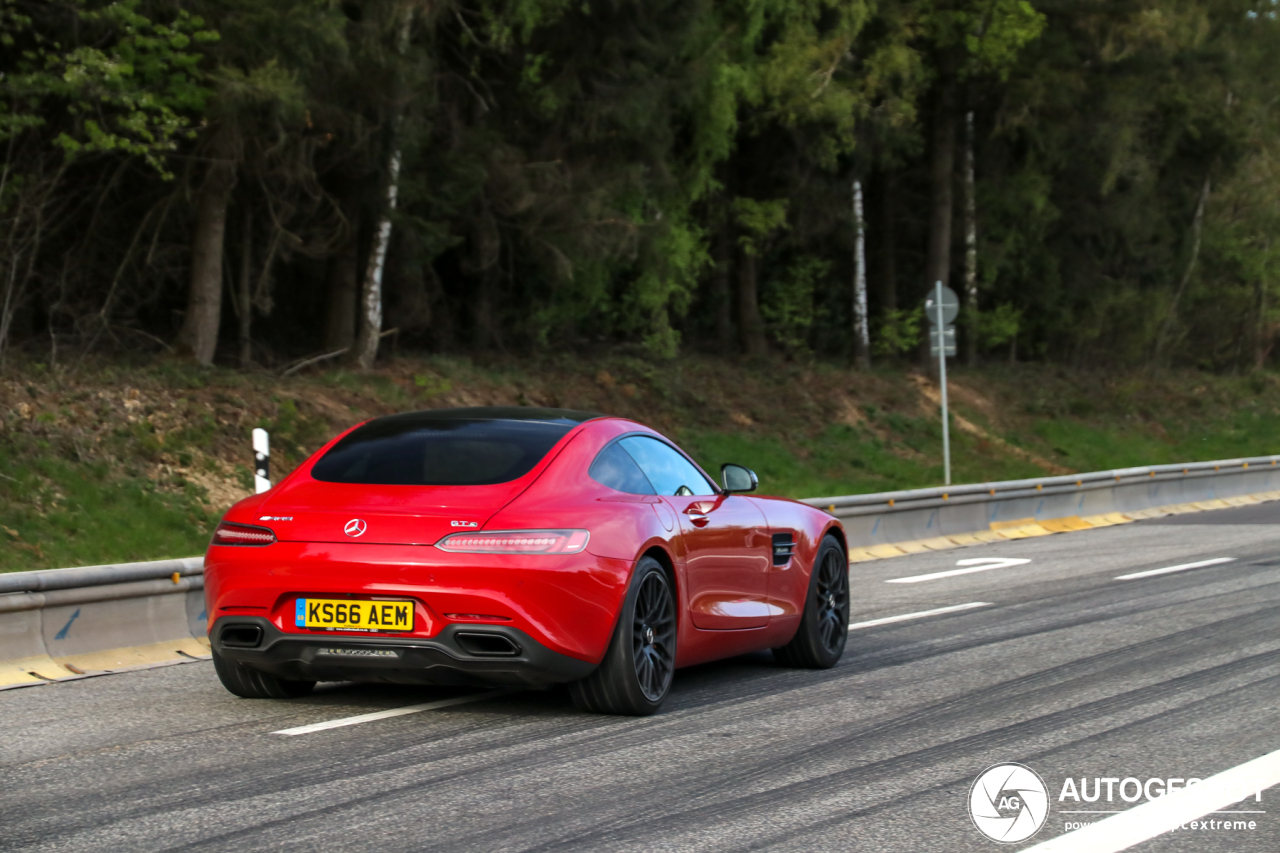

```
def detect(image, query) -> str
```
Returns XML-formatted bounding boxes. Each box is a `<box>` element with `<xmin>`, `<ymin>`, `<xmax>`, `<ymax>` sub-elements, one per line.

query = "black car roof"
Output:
<box><xmin>367</xmin><ymin>406</ymin><xmax>605</xmax><ymax>428</ymax></box>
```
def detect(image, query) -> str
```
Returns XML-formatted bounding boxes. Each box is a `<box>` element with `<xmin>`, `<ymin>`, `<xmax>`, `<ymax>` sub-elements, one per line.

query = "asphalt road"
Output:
<box><xmin>3</xmin><ymin>503</ymin><xmax>1280</xmax><ymax>852</ymax></box>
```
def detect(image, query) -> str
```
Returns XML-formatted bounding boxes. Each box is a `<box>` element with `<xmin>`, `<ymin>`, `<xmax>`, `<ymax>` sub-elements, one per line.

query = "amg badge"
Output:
<box><xmin>318</xmin><ymin>648</ymin><xmax>399</xmax><ymax>658</ymax></box>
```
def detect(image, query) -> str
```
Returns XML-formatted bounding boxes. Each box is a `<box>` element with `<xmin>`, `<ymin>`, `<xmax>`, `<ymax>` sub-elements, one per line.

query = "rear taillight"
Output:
<box><xmin>436</xmin><ymin>529</ymin><xmax>590</xmax><ymax>555</ymax></box>
<box><xmin>212</xmin><ymin>522</ymin><xmax>277</xmax><ymax>546</ymax></box>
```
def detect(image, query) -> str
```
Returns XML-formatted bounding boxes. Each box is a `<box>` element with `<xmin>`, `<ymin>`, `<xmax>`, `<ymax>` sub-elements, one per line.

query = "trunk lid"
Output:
<box><xmin>254</xmin><ymin>479</ymin><xmax>525</xmax><ymax>546</ymax></box>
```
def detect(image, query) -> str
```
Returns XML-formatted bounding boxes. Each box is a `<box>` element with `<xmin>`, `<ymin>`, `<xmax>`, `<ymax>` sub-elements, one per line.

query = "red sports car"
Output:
<box><xmin>204</xmin><ymin>408</ymin><xmax>849</xmax><ymax>715</ymax></box>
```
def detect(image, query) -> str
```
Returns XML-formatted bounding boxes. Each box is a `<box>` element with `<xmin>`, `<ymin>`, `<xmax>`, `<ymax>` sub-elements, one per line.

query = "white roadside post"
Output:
<box><xmin>925</xmin><ymin>280</ymin><xmax>958</xmax><ymax>486</ymax></box>
<box><xmin>253</xmin><ymin>428</ymin><xmax>271</xmax><ymax>493</ymax></box>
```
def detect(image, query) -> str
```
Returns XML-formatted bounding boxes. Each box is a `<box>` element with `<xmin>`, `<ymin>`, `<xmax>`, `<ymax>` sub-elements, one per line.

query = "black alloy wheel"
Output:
<box><xmin>632</xmin><ymin>568</ymin><xmax>678</xmax><ymax>702</ymax></box>
<box><xmin>774</xmin><ymin>535</ymin><xmax>849</xmax><ymax>668</ymax></box>
<box><xmin>569</xmin><ymin>557</ymin><xmax>677</xmax><ymax>715</ymax></box>
<box><xmin>812</xmin><ymin>544</ymin><xmax>849</xmax><ymax>655</ymax></box>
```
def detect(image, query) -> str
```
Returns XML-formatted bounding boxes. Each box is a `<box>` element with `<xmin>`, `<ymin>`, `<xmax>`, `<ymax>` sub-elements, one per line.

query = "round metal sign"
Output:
<box><xmin>924</xmin><ymin>285</ymin><xmax>960</xmax><ymax>325</ymax></box>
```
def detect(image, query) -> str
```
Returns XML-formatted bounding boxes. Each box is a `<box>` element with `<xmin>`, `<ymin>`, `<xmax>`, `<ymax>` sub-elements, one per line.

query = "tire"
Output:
<box><xmin>212</xmin><ymin>648</ymin><xmax>316</xmax><ymax>699</ymax></box>
<box><xmin>773</xmin><ymin>535</ymin><xmax>849</xmax><ymax>669</ymax></box>
<box><xmin>569</xmin><ymin>556</ymin><xmax>677</xmax><ymax>716</ymax></box>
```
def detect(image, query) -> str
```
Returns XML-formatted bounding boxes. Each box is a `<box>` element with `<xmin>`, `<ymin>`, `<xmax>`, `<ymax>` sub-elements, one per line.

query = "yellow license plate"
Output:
<box><xmin>295</xmin><ymin>599</ymin><xmax>414</xmax><ymax>632</ymax></box>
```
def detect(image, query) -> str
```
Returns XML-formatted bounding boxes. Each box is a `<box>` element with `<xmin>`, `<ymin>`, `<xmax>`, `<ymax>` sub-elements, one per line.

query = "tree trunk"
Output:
<box><xmin>925</xmin><ymin>79</ymin><xmax>957</xmax><ymax>300</ymax></box>
<box><xmin>737</xmin><ymin>247</ymin><xmax>766</xmax><ymax>357</ymax></box>
<box><xmin>963</xmin><ymin>108</ymin><xmax>978</xmax><ymax>366</ymax></box>
<box><xmin>176</xmin><ymin>129</ymin><xmax>237</xmax><ymax>365</ymax></box>
<box><xmin>0</xmin><ymin>251</ymin><xmax>20</xmax><ymax>365</ymax></box>
<box><xmin>710</xmin><ymin>225</ymin><xmax>734</xmax><ymax>351</ymax></box>
<box><xmin>353</xmin><ymin>5</ymin><xmax>413</xmax><ymax>371</ymax></box>
<box><xmin>237</xmin><ymin>208</ymin><xmax>253</xmax><ymax>368</ymax></box>
<box><xmin>323</xmin><ymin>214</ymin><xmax>359</xmax><ymax>352</ymax></box>
<box><xmin>467</xmin><ymin>208</ymin><xmax>501</xmax><ymax>350</ymax></box>
<box><xmin>1256</xmin><ymin>241</ymin><xmax>1271</xmax><ymax>370</ymax></box>
<box><xmin>852</xmin><ymin>177</ymin><xmax>870</xmax><ymax>370</ymax></box>
<box><xmin>353</xmin><ymin>152</ymin><xmax>401</xmax><ymax>370</ymax></box>
<box><xmin>877</xmin><ymin>171</ymin><xmax>897</xmax><ymax>316</ymax></box>
<box><xmin>1154</xmin><ymin>173</ymin><xmax>1211</xmax><ymax>365</ymax></box>
<box><xmin>921</xmin><ymin>80</ymin><xmax>957</xmax><ymax>373</ymax></box>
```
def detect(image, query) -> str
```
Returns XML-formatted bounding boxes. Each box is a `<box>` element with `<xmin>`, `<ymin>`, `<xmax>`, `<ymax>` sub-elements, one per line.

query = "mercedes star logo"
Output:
<box><xmin>344</xmin><ymin>518</ymin><xmax>367</xmax><ymax>538</ymax></box>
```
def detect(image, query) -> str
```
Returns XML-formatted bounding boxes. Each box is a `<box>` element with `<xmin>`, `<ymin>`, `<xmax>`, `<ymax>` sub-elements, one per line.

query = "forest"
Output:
<box><xmin>2</xmin><ymin>0</ymin><xmax>1278</xmax><ymax>373</ymax></box>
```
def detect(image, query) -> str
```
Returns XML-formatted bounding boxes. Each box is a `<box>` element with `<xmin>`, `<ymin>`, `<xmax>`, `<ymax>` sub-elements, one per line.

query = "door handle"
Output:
<box><xmin>684</xmin><ymin>504</ymin><xmax>711</xmax><ymax>527</ymax></box>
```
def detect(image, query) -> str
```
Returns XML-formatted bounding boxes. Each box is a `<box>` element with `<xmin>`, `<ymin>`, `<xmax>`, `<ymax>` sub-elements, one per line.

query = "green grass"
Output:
<box><xmin>678</xmin><ymin>419</ymin><xmax>1046</xmax><ymax>500</ymax></box>
<box><xmin>1028</xmin><ymin>396</ymin><xmax>1280</xmax><ymax>470</ymax></box>
<box><xmin>0</xmin><ymin>436</ymin><xmax>217</xmax><ymax>573</ymax></box>
<box><xmin>4</xmin><ymin>355</ymin><xmax>1279</xmax><ymax>574</ymax></box>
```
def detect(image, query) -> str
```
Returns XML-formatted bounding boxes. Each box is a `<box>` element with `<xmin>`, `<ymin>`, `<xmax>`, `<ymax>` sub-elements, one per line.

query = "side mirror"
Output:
<box><xmin>721</xmin><ymin>463</ymin><xmax>758</xmax><ymax>494</ymax></box>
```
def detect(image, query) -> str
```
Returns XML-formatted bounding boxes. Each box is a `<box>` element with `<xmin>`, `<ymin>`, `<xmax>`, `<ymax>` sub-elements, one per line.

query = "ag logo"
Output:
<box><xmin>344</xmin><ymin>518</ymin><xmax>367</xmax><ymax>538</ymax></box>
<box><xmin>969</xmin><ymin>763</ymin><xmax>1049</xmax><ymax>843</ymax></box>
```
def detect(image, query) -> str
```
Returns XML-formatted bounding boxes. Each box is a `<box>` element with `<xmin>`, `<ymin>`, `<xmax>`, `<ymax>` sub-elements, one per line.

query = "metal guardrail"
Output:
<box><xmin>0</xmin><ymin>557</ymin><xmax>205</xmax><ymax>615</ymax></box>
<box><xmin>1</xmin><ymin>454</ymin><xmax>1276</xmax><ymax>580</ymax></box>
<box><xmin>0</xmin><ymin>557</ymin><xmax>204</xmax><ymax>595</ymax></box>
<box><xmin>0</xmin><ymin>577</ymin><xmax>205</xmax><ymax>615</ymax></box>
<box><xmin>800</xmin><ymin>456</ymin><xmax>1280</xmax><ymax>518</ymax></box>
<box><xmin>2</xmin><ymin>452</ymin><xmax>1278</xmax><ymax>686</ymax></box>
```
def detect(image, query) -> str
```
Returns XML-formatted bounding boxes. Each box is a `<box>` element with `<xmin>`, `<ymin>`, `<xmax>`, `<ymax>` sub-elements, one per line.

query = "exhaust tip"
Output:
<box><xmin>455</xmin><ymin>632</ymin><xmax>521</xmax><ymax>657</ymax></box>
<box><xmin>220</xmin><ymin>624</ymin><xmax>264</xmax><ymax>648</ymax></box>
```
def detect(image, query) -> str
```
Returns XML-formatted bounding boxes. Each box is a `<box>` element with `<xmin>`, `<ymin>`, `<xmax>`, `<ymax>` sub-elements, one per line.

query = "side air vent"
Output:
<box><xmin>772</xmin><ymin>533</ymin><xmax>796</xmax><ymax>566</ymax></box>
<box><xmin>455</xmin><ymin>632</ymin><xmax>521</xmax><ymax>657</ymax></box>
<box><xmin>220</xmin><ymin>624</ymin><xmax>264</xmax><ymax>648</ymax></box>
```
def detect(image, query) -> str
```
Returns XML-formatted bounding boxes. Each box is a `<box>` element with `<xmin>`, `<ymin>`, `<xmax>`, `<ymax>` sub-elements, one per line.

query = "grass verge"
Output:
<box><xmin>3</xmin><ymin>354</ymin><xmax>1278</xmax><ymax>572</ymax></box>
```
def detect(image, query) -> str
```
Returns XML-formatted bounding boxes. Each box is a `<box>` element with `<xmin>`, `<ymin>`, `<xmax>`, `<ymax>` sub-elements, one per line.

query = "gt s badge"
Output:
<box><xmin>450</xmin><ymin>520</ymin><xmax>478</xmax><ymax>528</ymax></box>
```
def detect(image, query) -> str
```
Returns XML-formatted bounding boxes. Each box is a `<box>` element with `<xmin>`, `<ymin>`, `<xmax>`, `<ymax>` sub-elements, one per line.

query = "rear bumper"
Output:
<box><xmin>203</xmin><ymin>542</ymin><xmax>636</xmax><ymax>665</ymax></box>
<box><xmin>211</xmin><ymin>616</ymin><xmax>596</xmax><ymax>688</ymax></box>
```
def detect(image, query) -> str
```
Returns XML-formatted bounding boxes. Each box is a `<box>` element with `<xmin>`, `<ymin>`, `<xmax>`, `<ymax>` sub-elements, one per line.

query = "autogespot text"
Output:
<box><xmin>1058</xmin><ymin>775</ymin><xmax>1266</xmax><ymax>834</ymax></box>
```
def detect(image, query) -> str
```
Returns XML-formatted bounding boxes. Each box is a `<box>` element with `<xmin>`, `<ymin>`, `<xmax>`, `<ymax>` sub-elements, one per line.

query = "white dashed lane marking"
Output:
<box><xmin>272</xmin><ymin>689</ymin><xmax>516</xmax><ymax>736</ymax></box>
<box><xmin>886</xmin><ymin>558</ymin><xmax>1032</xmax><ymax>584</ymax></box>
<box><xmin>1115</xmin><ymin>557</ymin><xmax>1235</xmax><ymax>581</ymax></box>
<box><xmin>848</xmin><ymin>602</ymin><xmax>994</xmax><ymax>631</ymax></box>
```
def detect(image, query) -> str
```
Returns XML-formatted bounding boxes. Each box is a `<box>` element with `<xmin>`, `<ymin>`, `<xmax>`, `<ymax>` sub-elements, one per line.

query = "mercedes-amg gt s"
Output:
<box><xmin>204</xmin><ymin>408</ymin><xmax>849</xmax><ymax>715</ymax></box>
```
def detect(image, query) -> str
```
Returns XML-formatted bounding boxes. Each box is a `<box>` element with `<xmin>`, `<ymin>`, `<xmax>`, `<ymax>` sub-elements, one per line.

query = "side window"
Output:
<box><xmin>618</xmin><ymin>436</ymin><xmax>717</xmax><ymax>497</ymax></box>
<box><xmin>588</xmin><ymin>442</ymin><xmax>656</xmax><ymax>495</ymax></box>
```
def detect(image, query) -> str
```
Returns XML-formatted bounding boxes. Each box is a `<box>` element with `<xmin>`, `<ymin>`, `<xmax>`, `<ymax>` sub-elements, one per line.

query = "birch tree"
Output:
<box><xmin>919</xmin><ymin>0</ymin><xmax>1043</xmax><ymax>332</ymax></box>
<box><xmin>852</xmin><ymin>178</ymin><xmax>870</xmax><ymax>369</ymax></box>
<box><xmin>354</xmin><ymin>4</ymin><xmax>416</xmax><ymax>371</ymax></box>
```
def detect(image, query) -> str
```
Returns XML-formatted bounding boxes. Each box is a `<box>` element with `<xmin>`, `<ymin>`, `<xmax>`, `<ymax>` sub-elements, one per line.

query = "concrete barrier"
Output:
<box><xmin>801</xmin><ymin>456</ymin><xmax>1280</xmax><ymax>560</ymax></box>
<box><xmin>0</xmin><ymin>558</ymin><xmax>208</xmax><ymax>688</ymax></box>
<box><xmin>2</xmin><ymin>454</ymin><xmax>1278</xmax><ymax>687</ymax></box>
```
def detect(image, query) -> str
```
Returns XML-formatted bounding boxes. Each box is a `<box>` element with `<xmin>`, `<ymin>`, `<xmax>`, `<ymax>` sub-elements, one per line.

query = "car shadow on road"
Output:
<box><xmin>263</xmin><ymin>646</ymin><xmax>865</xmax><ymax>719</ymax></box>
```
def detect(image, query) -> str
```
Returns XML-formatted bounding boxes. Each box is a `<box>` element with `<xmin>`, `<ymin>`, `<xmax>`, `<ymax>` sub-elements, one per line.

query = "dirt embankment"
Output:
<box><xmin>7</xmin><ymin>353</ymin><xmax>1271</xmax><ymax>572</ymax></box>
<box><xmin>3</xmin><ymin>356</ymin><xmax>1069</xmax><ymax>514</ymax></box>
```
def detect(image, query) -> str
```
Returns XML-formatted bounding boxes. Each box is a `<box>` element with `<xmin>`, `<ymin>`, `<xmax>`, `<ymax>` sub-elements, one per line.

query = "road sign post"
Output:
<box><xmin>924</xmin><ymin>281</ymin><xmax>955</xmax><ymax>486</ymax></box>
<box><xmin>929</xmin><ymin>326</ymin><xmax>956</xmax><ymax>356</ymax></box>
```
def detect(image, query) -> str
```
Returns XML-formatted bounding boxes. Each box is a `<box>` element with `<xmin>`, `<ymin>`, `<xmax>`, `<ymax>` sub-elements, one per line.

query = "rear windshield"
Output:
<box><xmin>311</xmin><ymin>419</ymin><xmax>573</xmax><ymax>486</ymax></box>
